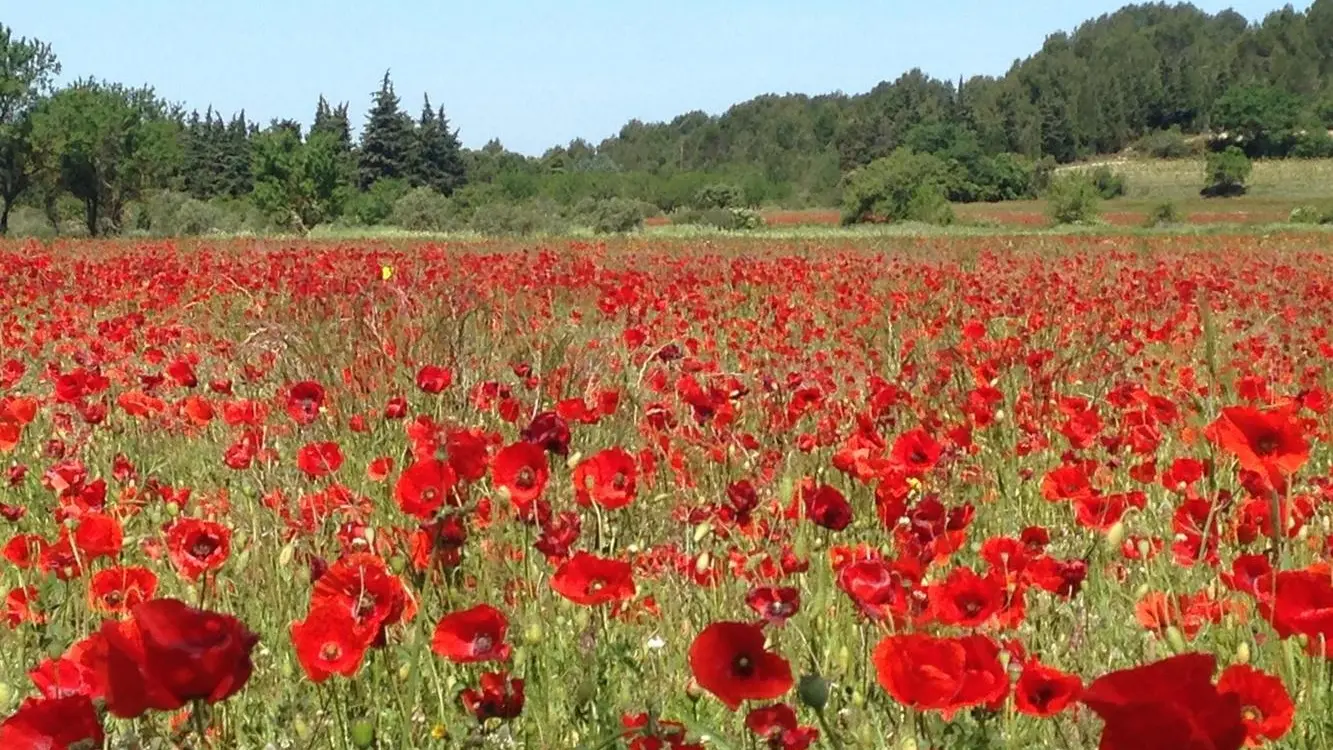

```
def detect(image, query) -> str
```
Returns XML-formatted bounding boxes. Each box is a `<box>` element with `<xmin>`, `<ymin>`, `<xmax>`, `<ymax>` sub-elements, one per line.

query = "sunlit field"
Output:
<box><xmin>4</xmin><ymin>234</ymin><xmax>1333</xmax><ymax>749</ymax></box>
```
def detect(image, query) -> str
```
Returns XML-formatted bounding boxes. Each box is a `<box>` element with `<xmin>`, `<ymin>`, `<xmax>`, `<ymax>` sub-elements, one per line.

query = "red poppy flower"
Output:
<box><xmin>930</xmin><ymin>567</ymin><xmax>1006</xmax><ymax>627</ymax></box>
<box><xmin>573</xmin><ymin>448</ymin><xmax>638</xmax><ymax>510</ymax></box>
<box><xmin>1082</xmin><ymin>653</ymin><xmax>1245</xmax><ymax>750</ymax></box>
<box><xmin>550</xmin><ymin>551</ymin><xmax>636</xmax><ymax>606</ymax></box>
<box><xmin>890</xmin><ymin>428</ymin><xmax>941</xmax><ymax>475</ymax></box>
<box><xmin>1216</xmin><ymin>664</ymin><xmax>1294</xmax><ymax>746</ymax></box>
<box><xmin>5</xmin><ymin>586</ymin><xmax>43</xmax><ymax>628</ymax></box>
<box><xmin>872</xmin><ymin>633</ymin><xmax>1008</xmax><ymax>719</ymax></box>
<box><xmin>296</xmin><ymin>441</ymin><xmax>344</xmax><ymax>478</ymax></box>
<box><xmin>521</xmin><ymin>411</ymin><xmax>571</xmax><ymax>455</ymax></box>
<box><xmin>71</xmin><ymin>512</ymin><xmax>123</xmax><ymax>562</ymax></box>
<box><xmin>689</xmin><ymin>621</ymin><xmax>794</xmax><ymax>711</ymax></box>
<box><xmin>415</xmin><ymin>364</ymin><xmax>453</xmax><ymax>394</ymax></box>
<box><xmin>745</xmin><ymin>703</ymin><xmax>819</xmax><ymax>749</ymax></box>
<box><xmin>88</xmin><ymin>566</ymin><xmax>158</xmax><ymax>617</ymax></box>
<box><xmin>290</xmin><ymin>602</ymin><xmax>376</xmax><ymax>683</ymax></box>
<box><xmin>311</xmin><ymin>553</ymin><xmax>417</xmax><ymax>634</ymax></box>
<box><xmin>0</xmin><ymin>695</ymin><xmax>104</xmax><ymax>749</ymax></box>
<box><xmin>745</xmin><ymin>586</ymin><xmax>801</xmax><ymax>626</ymax></box>
<box><xmin>367</xmin><ymin>456</ymin><xmax>394</xmax><ymax>482</ymax></box>
<box><xmin>165</xmin><ymin>518</ymin><xmax>232</xmax><ymax>580</ymax></box>
<box><xmin>802</xmin><ymin>484</ymin><xmax>852</xmax><ymax>531</ymax></box>
<box><xmin>461</xmin><ymin>671</ymin><xmax>525</xmax><ymax>721</ymax></box>
<box><xmin>394</xmin><ymin>458</ymin><xmax>458</xmax><ymax>520</ymax></box>
<box><xmin>431</xmin><ymin>603</ymin><xmax>512</xmax><ymax>664</ymax></box>
<box><xmin>492</xmin><ymin>441</ymin><xmax>549</xmax><ymax>508</ymax></box>
<box><xmin>1205</xmin><ymin>406</ymin><xmax>1309</xmax><ymax>486</ymax></box>
<box><xmin>98</xmin><ymin>598</ymin><xmax>259</xmax><ymax>718</ymax></box>
<box><xmin>445</xmin><ymin>427</ymin><xmax>492</xmax><ymax>481</ymax></box>
<box><xmin>285</xmin><ymin>380</ymin><xmax>326</xmax><ymax>425</ymax></box>
<box><xmin>1252</xmin><ymin>567</ymin><xmax>1333</xmax><ymax>655</ymax></box>
<box><xmin>1014</xmin><ymin>660</ymin><xmax>1083</xmax><ymax>717</ymax></box>
<box><xmin>4</xmin><ymin>533</ymin><xmax>49</xmax><ymax>569</ymax></box>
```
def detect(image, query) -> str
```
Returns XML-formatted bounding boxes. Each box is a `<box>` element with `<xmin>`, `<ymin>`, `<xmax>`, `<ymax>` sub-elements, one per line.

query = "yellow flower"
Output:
<box><xmin>380</xmin><ymin>264</ymin><xmax>395</xmax><ymax>281</ymax></box>
<box><xmin>430</xmin><ymin>723</ymin><xmax>448</xmax><ymax>740</ymax></box>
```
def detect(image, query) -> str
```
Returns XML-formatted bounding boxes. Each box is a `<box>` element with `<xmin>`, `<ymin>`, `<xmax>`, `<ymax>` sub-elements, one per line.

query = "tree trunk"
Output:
<box><xmin>85</xmin><ymin>198</ymin><xmax>99</xmax><ymax>237</ymax></box>
<box><xmin>0</xmin><ymin>199</ymin><xmax>10</xmax><ymax>236</ymax></box>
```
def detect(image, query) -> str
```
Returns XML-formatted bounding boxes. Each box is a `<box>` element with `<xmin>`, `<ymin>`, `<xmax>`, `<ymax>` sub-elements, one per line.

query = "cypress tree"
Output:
<box><xmin>410</xmin><ymin>94</ymin><xmax>467</xmax><ymax>195</ymax></box>
<box><xmin>358</xmin><ymin>71</ymin><xmax>414</xmax><ymax>189</ymax></box>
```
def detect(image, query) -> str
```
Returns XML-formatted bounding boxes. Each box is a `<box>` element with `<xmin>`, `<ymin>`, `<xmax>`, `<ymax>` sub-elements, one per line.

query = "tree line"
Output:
<box><xmin>2</xmin><ymin>2</ymin><xmax>1333</xmax><ymax>236</ymax></box>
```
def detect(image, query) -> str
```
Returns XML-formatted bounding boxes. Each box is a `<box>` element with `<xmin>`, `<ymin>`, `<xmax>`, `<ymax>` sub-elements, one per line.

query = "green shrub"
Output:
<box><xmin>469</xmin><ymin>200</ymin><xmax>569</xmax><ymax>236</ymax></box>
<box><xmin>1291</xmin><ymin>130</ymin><xmax>1333</xmax><ymax>159</ymax></box>
<box><xmin>692</xmin><ymin>183</ymin><xmax>744</xmax><ymax>210</ymax></box>
<box><xmin>344</xmin><ymin>179</ymin><xmax>410</xmax><ymax>226</ymax></box>
<box><xmin>1089</xmin><ymin>166</ymin><xmax>1128</xmax><ymax>199</ymax></box>
<box><xmin>670</xmin><ymin>206</ymin><xmax>766</xmax><ymax>231</ymax></box>
<box><xmin>129</xmin><ymin>191</ymin><xmax>227</xmax><ymax>236</ymax></box>
<box><xmin>1201</xmin><ymin>146</ymin><xmax>1252</xmax><ymax>198</ymax></box>
<box><xmin>1290</xmin><ymin>205</ymin><xmax>1333</xmax><ymax>225</ymax></box>
<box><xmin>575</xmin><ymin>198</ymin><xmax>653</xmax><ymax>234</ymax></box>
<box><xmin>1145</xmin><ymin>201</ymin><xmax>1181</xmax><ymax>227</ymax></box>
<box><xmin>1135</xmin><ymin>127</ymin><xmax>1199</xmax><ymax>158</ymax></box>
<box><xmin>390</xmin><ymin>188</ymin><xmax>458</xmax><ymax>232</ymax></box>
<box><xmin>1045</xmin><ymin>175</ymin><xmax>1102</xmax><ymax>225</ymax></box>
<box><xmin>840</xmin><ymin>148</ymin><xmax>955</xmax><ymax>225</ymax></box>
<box><xmin>1030</xmin><ymin>156</ymin><xmax>1059</xmax><ymax>194</ymax></box>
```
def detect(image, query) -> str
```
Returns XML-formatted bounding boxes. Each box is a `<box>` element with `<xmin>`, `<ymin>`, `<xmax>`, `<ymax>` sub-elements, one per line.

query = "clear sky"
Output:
<box><xmin>4</xmin><ymin>1</ymin><xmax>1308</xmax><ymax>155</ymax></box>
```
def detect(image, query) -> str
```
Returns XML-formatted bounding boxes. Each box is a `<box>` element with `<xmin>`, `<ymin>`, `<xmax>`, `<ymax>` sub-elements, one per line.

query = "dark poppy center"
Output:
<box><xmin>611</xmin><ymin>472</ymin><xmax>627</xmax><ymax>490</ymax></box>
<box><xmin>321</xmin><ymin>642</ymin><xmax>343</xmax><ymax>661</ymax></box>
<box><xmin>588</xmin><ymin>578</ymin><xmax>606</xmax><ymax>593</ymax></box>
<box><xmin>516</xmin><ymin>466</ymin><xmax>535</xmax><ymax>489</ymax></box>
<box><xmin>1255</xmin><ymin>434</ymin><xmax>1279</xmax><ymax>456</ymax></box>
<box><xmin>474</xmin><ymin>634</ymin><xmax>494</xmax><ymax>654</ymax></box>
<box><xmin>768</xmin><ymin>601</ymin><xmax>792</xmax><ymax>617</ymax></box>
<box><xmin>1242</xmin><ymin>706</ymin><xmax>1262</xmax><ymax>722</ymax></box>
<box><xmin>732</xmin><ymin>654</ymin><xmax>755</xmax><ymax>677</ymax></box>
<box><xmin>104</xmin><ymin>591</ymin><xmax>124</xmax><ymax>606</ymax></box>
<box><xmin>422</xmin><ymin>487</ymin><xmax>438</xmax><ymax>502</ymax></box>
<box><xmin>354</xmin><ymin>594</ymin><xmax>377</xmax><ymax>619</ymax></box>
<box><xmin>190</xmin><ymin>536</ymin><xmax>218</xmax><ymax>559</ymax></box>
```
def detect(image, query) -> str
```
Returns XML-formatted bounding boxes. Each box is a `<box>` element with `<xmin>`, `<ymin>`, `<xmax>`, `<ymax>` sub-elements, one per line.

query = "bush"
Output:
<box><xmin>1134</xmin><ymin>127</ymin><xmax>1199</xmax><ymax>159</ymax></box>
<box><xmin>1145</xmin><ymin>201</ymin><xmax>1182</xmax><ymax>228</ymax></box>
<box><xmin>469</xmin><ymin>200</ymin><xmax>569</xmax><ymax>236</ymax></box>
<box><xmin>840</xmin><ymin>148</ymin><xmax>955</xmax><ymax>225</ymax></box>
<box><xmin>1045</xmin><ymin>175</ymin><xmax>1102</xmax><ymax>225</ymax></box>
<box><xmin>129</xmin><ymin>191</ymin><xmax>227</xmax><ymax>236</ymax></box>
<box><xmin>1290</xmin><ymin>205</ymin><xmax>1333</xmax><ymax>225</ymax></box>
<box><xmin>1291</xmin><ymin>130</ymin><xmax>1333</xmax><ymax>159</ymax></box>
<box><xmin>1089</xmin><ymin>166</ymin><xmax>1128</xmax><ymax>199</ymax></box>
<box><xmin>692</xmin><ymin>183</ymin><xmax>744</xmax><ymax>210</ymax></box>
<box><xmin>390</xmin><ymin>188</ymin><xmax>459</xmax><ymax>232</ymax></box>
<box><xmin>574</xmin><ymin>198</ymin><xmax>653</xmax><ymax>234</ymax></box>
<box><xmin>344</xmin><ymin>179</ymin><xmax>410</xmax><ymax>226</ymax></box>
<box><xmin>1201</xmin><ymin>146</ymin><xmax>1252</xmax><ymax>198</ymax></box>
<box><xmin>670</xmin><ymin>206</ymin><xmax>766</xmax><ymax>231</ymax></box>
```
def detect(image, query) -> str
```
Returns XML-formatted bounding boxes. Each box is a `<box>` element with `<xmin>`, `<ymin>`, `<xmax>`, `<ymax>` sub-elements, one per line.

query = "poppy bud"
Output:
<box><xmin>1105</xmin><ymin>521</ymin><xmax>1125</xmax><ymax>549</ymax></box>
<box><xmin>165</xmin><ymin>501</ymin><xmax>180</xmax><ymax>518</ymax></box>
<box><xmin>686</xmin><ymin>679</ymin><xmax>705</xmax><ymax>702</ymax></box>
<box><xmin>389</xmin><ymin>555</ymin><xmax>406</xmax><ymax>574</ymax></box>
<box><xmin>835</xmin><ymin>645</ymin><xmax>851</xmax><ymax>673</ymax></box>
<box><xmin>0</xmin><ymin>680</ymin><xmax>11</xmax><ymax>709</ymax></box>
<box><xmin>694</xmin><ymin>552</ymin><xmax>711</xmax><ymax>576</ymax></box>
<box><xmin>1134</xmin><ymin>583</ymin><xmax>1150</xmax><ymax>599</ymax></box>
<box><xmin>524</xmin><ymin>623</ymin><xmax>543</xmax><ymax>644</ymax></box>
<box><xmin>350</xmin><ymin>718</ymin><xmax>375</xmax><ymax>748</ymax></box>
<box><xmin>294</xmin><ymin>717</ymin><xmax>312</xmax><ymax>740</ymax></box>
<box><xmin>692</xmin><ymin>522</ymin><xmax>712</xmax><ymax>543</ymax></box>
<box><xmin>1165</xmin><ymin>626</ymin><xmax>1187</xmax><ymax>653</ymax></box>
<box><xmin>797</xmin><ymin>674</ymin><xmax>829</xmax><ymax>710</ymax></box>
<box><xmin>1226</xmin><ymin>639</ymin><xmax>1247</xmax><ymax>663</ymax></box>
<box><xmin>1136</xmin><ymin>539</ymin><xmax>1151</xmax><ymax>558</ymax></box>
<box><xmin>399</xmin><ymin>663</ymin><xmax>412</xmax><ymax>681</ymax></box>
<box><xmin>565</xmin><ymin>451</ymin><xmax>583</xmax><ymax>471</ymax></box>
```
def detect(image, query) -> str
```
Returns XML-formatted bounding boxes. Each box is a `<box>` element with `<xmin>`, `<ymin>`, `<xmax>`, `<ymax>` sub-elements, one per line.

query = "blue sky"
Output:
<box><xmin>5</xmin><ymin>1</ymin><xmax>1307</xmax><ymax>155</ymax></box>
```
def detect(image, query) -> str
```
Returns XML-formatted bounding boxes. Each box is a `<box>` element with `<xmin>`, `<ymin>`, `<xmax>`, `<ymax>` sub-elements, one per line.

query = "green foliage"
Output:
<box><xmin>574</xmin><ymin>197</ymin><xmax>652</xmax><ymax>234</ymax></box>
<box><xmin>1291</xmin><ymin>129</ymin><xmax>1333</xmax><ymax>158</ymax></box>
<box><xmin>1088</xmin><ymin>166</ymin><xmax>1128</xmax><ymax>199</ymax></box>
<box><xmin>840</xmin><ymin>148</ymin><xmax>954</xmax><ymax>225</ymax></box>
<box><xmin>670</xmin><ymin>206</ymin><xmax>765</xmax><ymax>231</ymax></box>
<box><xmin>28</xmin><ymin>80</ymin><xmax>180</xmax><ymax>235</ymax></box>
<box><xmin>1290</xmin><ymin>204</ymin><xmax>1333</xmax><ymax>224</ymax></box>
<box><xmin>1145</xmin><ymin>200</ymin><xmax>1181</xmax><ymax>227</ymax></box>
<box><xmin>128</xmin><ymin>190</ymin><xmax>225</xmax><ymax>235</ymax></box>
<box><xmin>250</xmin><ymin>127</ymin><xmax>351</xmax><ymax>232</ymax></box>
<box><xmin>1201</xmin><ymin>146</ymin><xmax>1252</xmax><ymax>198</ymax></box>
<box><xmin>1210</xmin><ymin>85</ymin><xmax>1305</xmax><ymax>157</ymax></box>
<box><xmin>358</xmin><ymin>72</ymin><xmax>415</xmax><ymax>189</ymax></box>
<box><xmin>0</xmin><ymin>24</ymin><xmax>59</xmax><ymax>233</ymax></box>
<box><xmin>343</xmin><ymin>178</ymin><xmax>409</xmax><ymax>226</ymax></box>
<box><xmin>469</xmin><ymin>199</ymin><xmax>568</xmax><ymax>236</ymax></box>
<box><xmin>1030</xmin><ymin>156</ymin><xmax>1058</xmax><ymax>195</ymax></box>
<box><xmin>1134</xmin><ymin>128</ymin><xmax>1199</xmax><ymax>159</ymax></box>
<box><xmin>410</xmin><ymin>96</ymin><xmax>467</xmax><ymax>195</ymax></box>
<box><xmin>692</xmin><ymin>183</ymin><xmax>743</xmax><ymax>210</ymax></box>
<box><xmin>1044</xmin><ymin>174</ymin><xmax>1102</xmax><ymax>225</ymax></box>
<box><xmin>389</xmin><ymin>187</ymin><xmax>458</xmax><ymax>232</ymax></box>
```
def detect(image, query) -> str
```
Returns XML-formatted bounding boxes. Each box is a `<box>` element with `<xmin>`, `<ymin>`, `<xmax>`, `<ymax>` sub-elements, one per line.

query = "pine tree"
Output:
<box><xmin>409</xmin><ymin>94</ymin><xmax>467</xmax><ymax>195</ymax></box>
<box><xmin>358</xmin><ymin>71</ymin><xmax>414</xmax><ymax>189</ymax></box>
<box><xmin>217</xmin><ymin>111</ymin><xmax>253</xmax><ymax>197</ymax></box>
<box><xmin>312</xmin><ymin>95</ymin><xmax>353</xmax><ymax>154</ymax></box>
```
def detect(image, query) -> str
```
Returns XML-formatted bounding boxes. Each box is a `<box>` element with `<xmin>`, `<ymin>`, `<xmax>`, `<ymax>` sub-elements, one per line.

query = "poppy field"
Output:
<box><xmin>4</xmin><ymin>233</ymin><xmax>1333</xmax><ymax>749</ymax></box>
